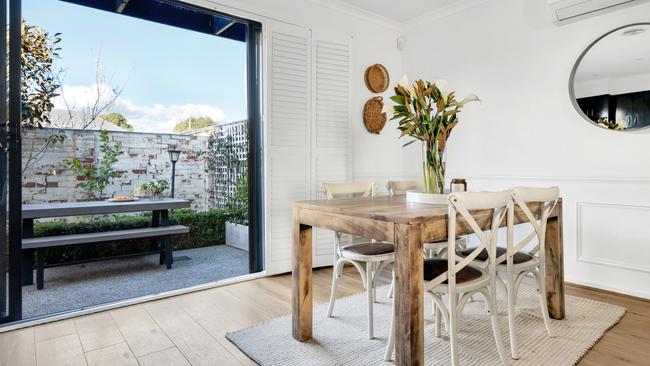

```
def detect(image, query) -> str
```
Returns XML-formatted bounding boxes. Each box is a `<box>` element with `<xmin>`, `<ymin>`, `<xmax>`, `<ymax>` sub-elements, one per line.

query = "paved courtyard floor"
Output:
<box><xmin>22</xmin><ymin>245</ymin><xmax>249</xmax><ymax>319</ymax></box>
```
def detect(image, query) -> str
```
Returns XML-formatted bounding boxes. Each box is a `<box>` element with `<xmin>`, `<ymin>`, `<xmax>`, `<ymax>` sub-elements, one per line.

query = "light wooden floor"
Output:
<box><xmin>1</xmin><ymin>267</ymin><xmax>648</xmax><ymax>366</ymax></box>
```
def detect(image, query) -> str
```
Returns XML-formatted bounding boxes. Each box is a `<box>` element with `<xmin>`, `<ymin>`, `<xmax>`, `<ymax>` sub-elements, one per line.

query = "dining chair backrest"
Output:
<box><xmin>505</xmin><ymin>186</ymin><xmax>560</xmax><ymax>264</ymax></box>
<box><xmin>425</xmin><ymin>191</ymin><xmax>510</xmax><ymax>292</ymax></box>
<box><xmin>386</xmin><ymin>180</ymin><xmax>423</xmax><ymax>196</ymax></box>
<box><xmin>322</xmin><ymin>182</ymin><xmax>377</xmax><ymax>251</ymax></box>
<box><xmin>322</xmin><ymin>182</ymin><xmax>376</xmax><ymax>200</ymax></box>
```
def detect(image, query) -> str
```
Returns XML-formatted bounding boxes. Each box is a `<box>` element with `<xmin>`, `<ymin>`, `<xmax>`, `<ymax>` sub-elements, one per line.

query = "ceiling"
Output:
<box><xmin>60</xmin><ymin>0</ymin><xmax>247</xmax><ymax>42</ymax></box>
<box><xmin>575</xmin><ymin>24</ymin><xmax>650</xmax><ymax>81</ymax></box>
<box><xmin>338</xmin><ymin>0</ymin><xmax>453</xmax><ymax>23</ymax></box>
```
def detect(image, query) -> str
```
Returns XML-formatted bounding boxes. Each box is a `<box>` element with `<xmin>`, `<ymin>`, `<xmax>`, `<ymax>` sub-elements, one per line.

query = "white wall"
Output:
<box><xmin>398</xmin><ymin>0</ymin><xmax>650</xmax><ymax>298</ymax></box>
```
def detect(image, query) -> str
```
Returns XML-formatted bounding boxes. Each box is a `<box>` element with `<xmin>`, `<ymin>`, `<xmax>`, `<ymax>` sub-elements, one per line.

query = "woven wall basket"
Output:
<box><xmin>363</xmin><ymin>96</ymin><xmax>387</xmax><ymax>134</ymax></box>
<box><xmin>364</xmin><ymin>64</ymin><xmax>389</xmax><ymax>93</ymax></box>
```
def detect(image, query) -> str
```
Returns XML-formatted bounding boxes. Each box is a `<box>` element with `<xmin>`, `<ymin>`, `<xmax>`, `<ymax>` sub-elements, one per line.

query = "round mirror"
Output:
<box><xmin>570</xmin><ymin>23</ymin><xmax>650</xmax><ymax>131</ymax></box>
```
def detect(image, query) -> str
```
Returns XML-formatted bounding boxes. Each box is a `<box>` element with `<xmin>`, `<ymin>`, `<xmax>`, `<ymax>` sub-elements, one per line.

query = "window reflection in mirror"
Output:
<box><xmin>571</xmin><ymin>23</ymin><xmax>650</xmax><ymax>131</ymax></box>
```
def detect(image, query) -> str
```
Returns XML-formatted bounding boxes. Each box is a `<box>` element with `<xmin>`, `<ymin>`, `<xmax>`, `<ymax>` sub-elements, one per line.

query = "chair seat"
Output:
<box><xmin>458</xmin><ymin>247</ymin><xmax>533</xmax><ymax>264</ymax></box>
<box><xmin>424</xmin><ymin>237</ymin><xmax>467</xmax><ymax>248</ymax></box>
<box><xmin>341</xmin><ymin>242</ymin><xmax>395</xmax><ymax>256</ymax></box>
<box><xmin>423</xmin><ymin>259</ymin><xmax>483</xmax><ymax>283</ymax></box>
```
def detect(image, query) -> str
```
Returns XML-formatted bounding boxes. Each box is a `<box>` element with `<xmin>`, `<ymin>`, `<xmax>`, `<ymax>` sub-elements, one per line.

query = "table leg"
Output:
<box><xmin>545</xmin><ymin>202</ymin><xmax>565</xmax><ymax>320</ymax></box>
<box><xmin>21</xmin><ymin>250</ymin><xmax>34</xmax><ymax>286</ymax></box>
<box><xmin>36</xmin><ymin>250</ymin><xmax>44</xmax><ymax>290</ymax></box>
<box><xmin>292</xmin><ymin>207</ymin><xmax>312</xmax><ymax>341</ymax></box>
<box><xmin>393</xmin><ymin>223</ymin><xmax>424</xmax><ymax>366</ymax></box>
<box><xmin>159</xmin><ymin>210</ymin><xmax>174</xmax><ymax>268</ymax></box>
<box><xmin>158</xmin><ymin>244</ymin><xmax>164</xmax><ymax>265</ymax></box>
<box><xmin>21</xmin><ymin>219</ymin><xmax>34</xmax><ymax>286</ymax></box>
<box><xmin>151</xmin><ymin>210</ymin><xmax>163</xmax><ymax>265</ymax></box>
<box><xmin>163</xmin><ymin>236</ymin><xmax>173</xmax><ymax>270</ymax></box>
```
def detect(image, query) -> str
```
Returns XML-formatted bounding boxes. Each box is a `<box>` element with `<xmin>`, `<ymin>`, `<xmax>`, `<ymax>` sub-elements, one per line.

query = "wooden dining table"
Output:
<box><xmin>291</xmin><ymin>195</ymin><xmax>564</xmax><ymax>365</ymax></box>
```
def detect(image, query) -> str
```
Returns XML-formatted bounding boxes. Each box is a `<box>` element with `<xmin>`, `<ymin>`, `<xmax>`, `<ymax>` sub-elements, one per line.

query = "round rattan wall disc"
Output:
<box><xmin>364</xmin><ymin>64</ymin><xmax>389</xmax><ymax>93</ymax></box>
<box><xmin>363</xmin><ymin>96</ymin><xmax>387</xmax><ymax>134</ymax></box>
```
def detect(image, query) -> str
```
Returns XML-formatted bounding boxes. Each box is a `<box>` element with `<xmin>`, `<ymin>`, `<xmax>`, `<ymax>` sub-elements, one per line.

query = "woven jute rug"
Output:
<box><xmin>227</xmin><ymin>279</ymin><xmax>625</xmax><ymax>365</ymax></box>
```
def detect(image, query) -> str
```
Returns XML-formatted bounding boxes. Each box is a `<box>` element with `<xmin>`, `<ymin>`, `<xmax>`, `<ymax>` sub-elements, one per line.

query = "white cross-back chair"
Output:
<box><xmin>504</xmin><ymin>186</ymin><xmax>559</xmax><ymax>359</ymax></box>
<box><xmin>459</xmin><ymin>186</ymin><xmax>559</xmax><ymax>359</ymax></box>
<box><xmin>384</xmin><ymin>191</ymin><xmax>511</xmax><ymax>366</ymax></box>
<box><xmin>386</xmin><ymin>179</ymin><xmax>422</xmax><ymax>196</ymax></box>
<box><xmin>387</xmin><ymin>180</ymin><xmax>467</xmax><ymax>258</ymax></box>
<box><xmin>323</xmin><ymin>182</ymin><xmax>395</xmax><ymax>339</ymax></box>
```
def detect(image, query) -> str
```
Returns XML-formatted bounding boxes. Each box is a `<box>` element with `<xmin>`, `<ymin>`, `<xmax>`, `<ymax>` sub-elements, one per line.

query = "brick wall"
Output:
<box><xmin>22</xmin><ymin>128</ymin><xmax>211</xmax><ymax>210</ymax></box>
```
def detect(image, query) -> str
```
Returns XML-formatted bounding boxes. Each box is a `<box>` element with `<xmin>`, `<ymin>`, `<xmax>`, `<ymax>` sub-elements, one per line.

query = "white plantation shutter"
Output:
<box><xmin>312</xmin><ymin>38</ymin><xmax>352</xmax><ymax>268</ymax></box>
<box><xmin>264</xmin><ymin>24</ymin><xmax>352</xmax><ymax>274</ymax></box>
<box><xmin>266</xmin><ymin>23</ymin><xmax>312</xmax><ymax>275</ymax></box>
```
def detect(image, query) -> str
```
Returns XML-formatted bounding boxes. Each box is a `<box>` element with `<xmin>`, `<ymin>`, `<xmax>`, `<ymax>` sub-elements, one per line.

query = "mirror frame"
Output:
<box><xmin>569</xmin><ymin>22</ymin><xmax>650</xmax><ymax>132</ymax></box>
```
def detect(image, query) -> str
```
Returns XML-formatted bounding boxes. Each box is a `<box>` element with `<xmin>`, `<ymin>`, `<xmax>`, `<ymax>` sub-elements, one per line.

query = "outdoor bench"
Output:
<box><xmin>21</xmin><ymin>199</ymin><xmax>191</xmax><ymax>290</ymax></box>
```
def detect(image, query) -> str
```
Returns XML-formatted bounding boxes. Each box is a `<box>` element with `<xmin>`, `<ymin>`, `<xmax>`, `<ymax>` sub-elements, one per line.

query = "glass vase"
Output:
<box><xmin>422</xmin><ymin>140</ymin><xmax>446</xmax><ymax>194</ymax></box>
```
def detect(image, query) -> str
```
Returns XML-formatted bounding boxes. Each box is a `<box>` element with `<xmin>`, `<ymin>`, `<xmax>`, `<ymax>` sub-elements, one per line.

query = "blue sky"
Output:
<box><xmin>24</xmin><ymin>0</ymin><xmax>247</xmax><ymax>132</ymax></box>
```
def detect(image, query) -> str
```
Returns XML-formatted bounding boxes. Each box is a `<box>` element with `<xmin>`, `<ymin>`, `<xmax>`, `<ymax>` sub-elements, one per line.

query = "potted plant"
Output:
<box><xmin>225</xmin><ymin>177</ymin><xmax>249</xmax><ymax>251</ymax></box>
<box><xmin>136</xmin><ymin>179</ymin><xmax>170</xmax><ymax>200</ymax></box>
<box><xmin>385</xmin><ymin>76</ymin><xmax>479</xmax><ymax>198</ymax></box>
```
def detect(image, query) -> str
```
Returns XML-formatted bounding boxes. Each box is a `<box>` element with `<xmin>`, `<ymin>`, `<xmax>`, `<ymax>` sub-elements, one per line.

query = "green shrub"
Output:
<box><xmin>67</xmin><ymin>129</ymin><xmax>124</xmax><ymax>200</ymax></box>
<box><xmin>33</xmin><ymin>209</ymin><xmax>242</xmax><ymax>266</ymax></box>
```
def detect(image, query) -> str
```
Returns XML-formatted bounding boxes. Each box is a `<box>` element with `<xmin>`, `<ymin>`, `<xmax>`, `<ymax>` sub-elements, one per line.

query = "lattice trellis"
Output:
<box><xmin>207</xmin><ymin>120</ymin><xmax>248</xmax><ymax>209</ymax></box>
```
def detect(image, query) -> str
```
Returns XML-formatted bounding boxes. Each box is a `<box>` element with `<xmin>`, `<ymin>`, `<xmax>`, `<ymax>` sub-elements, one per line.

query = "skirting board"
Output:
<box><xmin>566</xmin><ymin>277</ymin><xmax>650</xmax><ymax>301</ymax></box>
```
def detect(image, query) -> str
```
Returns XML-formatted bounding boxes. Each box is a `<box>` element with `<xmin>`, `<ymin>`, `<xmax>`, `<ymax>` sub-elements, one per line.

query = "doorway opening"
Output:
<box><xmin>1</xmin><ymin>0</ymin><xmax>263</xmax><ymax>324</ymax></box>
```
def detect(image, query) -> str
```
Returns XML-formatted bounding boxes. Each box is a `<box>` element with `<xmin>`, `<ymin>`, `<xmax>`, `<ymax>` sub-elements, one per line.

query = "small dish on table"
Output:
<box><xmin>107</xmin><ymin>196</ymin><xmax>140</xmax><ymax>202</ymax></box>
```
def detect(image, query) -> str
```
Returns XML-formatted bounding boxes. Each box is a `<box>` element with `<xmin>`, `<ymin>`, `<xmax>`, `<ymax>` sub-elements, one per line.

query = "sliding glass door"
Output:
<box><xmin>1</xmin><ymin>0</ymin><xmax>25</xmax><ymax>324</ymax></box>
<box><xmin>246</xmin><ymin>20</ymin><xmax>263</xmax><ymax>274</ymax></box>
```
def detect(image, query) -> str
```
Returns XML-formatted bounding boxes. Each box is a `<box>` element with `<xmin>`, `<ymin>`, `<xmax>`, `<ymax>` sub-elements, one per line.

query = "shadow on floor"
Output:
<box><xmin>22</xmin><ymin>245</ymin><xmax>249</xmax><ymax>319</ymax></box>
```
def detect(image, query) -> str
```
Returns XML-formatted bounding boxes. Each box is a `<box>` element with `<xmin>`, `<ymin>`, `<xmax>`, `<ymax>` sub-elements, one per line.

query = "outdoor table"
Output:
<box><xmin>21</xmin><ymin>198</ymin><xmax>191</xmax><ymax>288</ymax></box>
<box><xmin>291</xmin><ymin>195</ymin><xmax>564</xmax><ymax>365</ymax></box>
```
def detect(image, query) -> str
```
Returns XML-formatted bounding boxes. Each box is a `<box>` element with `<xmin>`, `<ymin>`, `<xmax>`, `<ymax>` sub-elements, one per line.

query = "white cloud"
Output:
<box><xmin>53</xmin><ymin>83</ymin><xmax>225</xmax><ymax>132</ymax></box>
<box><xmin>53</xmin><ymin>83</ymin><xmax>118</xmax><ymax>112</ymax></box>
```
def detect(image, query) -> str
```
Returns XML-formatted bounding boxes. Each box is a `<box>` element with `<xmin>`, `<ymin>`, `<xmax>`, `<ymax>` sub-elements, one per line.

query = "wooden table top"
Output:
<box><xmin>294</xmin><ymin>195</ymin><xmax>449</xmax><ymax>224</ymax></box>
<box><xmin>295</xmin><ymin>195</ymin><xmax>561</xmax><ymax>243</ymax></box>
<box><xmin>296</xmin><ymin>195</ymin><xmax>560</xmax><ymax>223</ymax></box>
<box><xmin>22</xmin><ymin>199</ymin><xmax>191</xmax><ymax>219</ymax></box>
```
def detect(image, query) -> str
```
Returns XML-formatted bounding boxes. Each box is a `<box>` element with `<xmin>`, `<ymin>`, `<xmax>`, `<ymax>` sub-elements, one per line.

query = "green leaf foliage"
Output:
<box><xmin>19</xmin><ymin>20</ymin><xmax>62</xmax><ymax>128</ymax></box>
<box><xmin>388</xmin><ymin>78</ymin><xmax>480</xmax><ymax>193</ymax></box>
<box><xmin>66</xmin><ymin>130</ymin><xmax>124</xmax><ymax>199</ymax></box>
<box><xmin>225</xmin><ymin>176</ymin><xmax>248</xmax><ymax>225</ymax></box>
<box><xmin>137</xmin><ymin>180</ymin><xmax>170</xmax><ymax>198</ymax></box>
<box><xmin>388</xmin><ymin>79</ymin><xmax>480</xmax><ymax>154</ymax></box>
<box><xmin>31</xmin><ymin>208</ymin><xmax>243</xmax><ymax>266</ymax></box>
<box><xmin>100</xmin><ymin>112</ymin><xmax>134</xmax><ymax>131</ymax></box>
<box><xmin>173</xmin><ymin>116</ymin><xmax>216</xmax><ymax>133</ymax></box>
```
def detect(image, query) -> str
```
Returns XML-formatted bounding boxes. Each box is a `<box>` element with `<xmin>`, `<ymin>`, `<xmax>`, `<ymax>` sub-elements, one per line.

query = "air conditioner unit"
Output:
<box><xmin>547</xmin><ymin>0</ymin><xmax>639</xmax><ymax>23</ymax></box>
